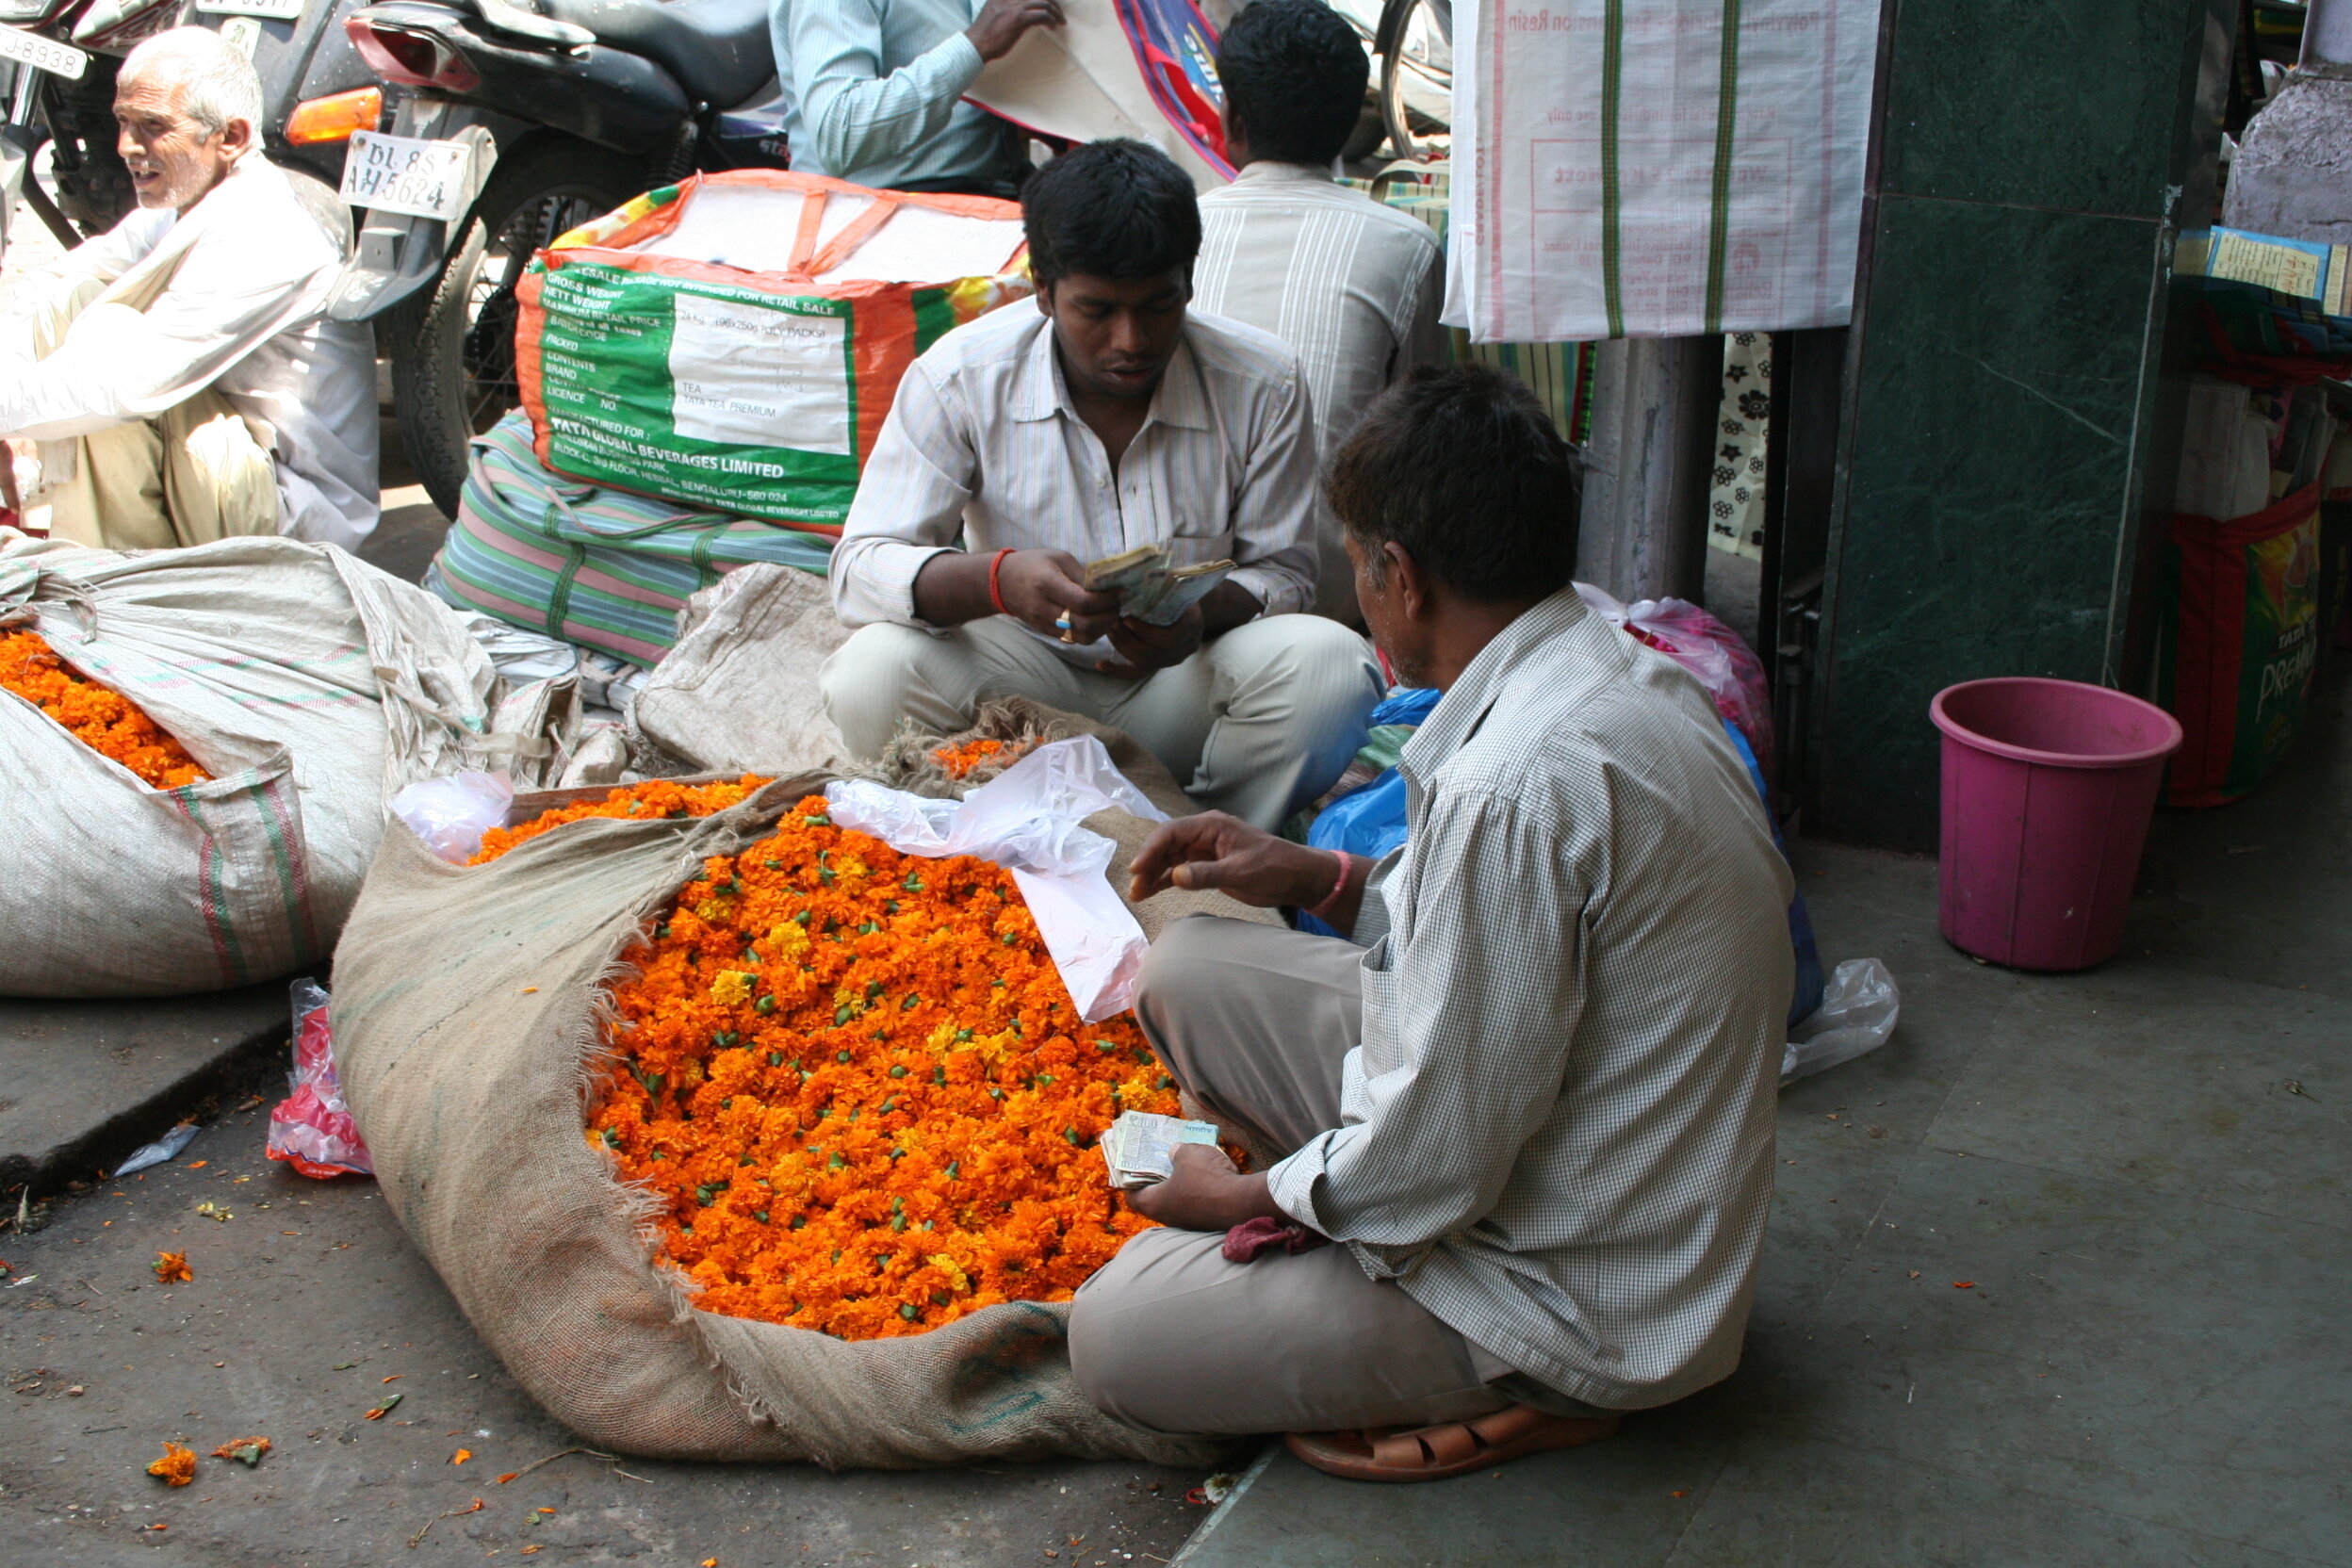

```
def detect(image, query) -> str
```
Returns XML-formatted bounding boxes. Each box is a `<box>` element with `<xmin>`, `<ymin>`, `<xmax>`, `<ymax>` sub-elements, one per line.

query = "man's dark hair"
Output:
<box><xmin>1217</xmin><ymin>0</ymin><xmax>1368</xmax><ymax>166</ymax></box>
<box><xmin>1327</xmin><ymin>364</ymin><xmax>1583</xmax><ymax>603</ymax></box>
<box><xmin>1021</xmin><ymin>139</ymin><xmax>1201</xmax><ymax>287</ymax></box>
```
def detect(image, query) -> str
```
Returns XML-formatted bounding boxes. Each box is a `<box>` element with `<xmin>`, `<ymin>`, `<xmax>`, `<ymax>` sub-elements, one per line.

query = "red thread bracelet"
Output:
<box><xmin>987</xmin><ymin>547</ymin><xmax>1016</xmax><ymax>616</ymax></box>
<box><xmin>1305</xmin><ymin>851</ymin><xmax>1354</xmax><ymax>922</ymax></box>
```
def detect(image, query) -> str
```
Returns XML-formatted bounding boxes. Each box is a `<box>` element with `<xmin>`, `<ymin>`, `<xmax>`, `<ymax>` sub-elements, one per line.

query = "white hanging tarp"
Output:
<box><xmin>1444</xmin><ymin>0</ymin><xmax>1879</xmax><ymax>342</ymax></box>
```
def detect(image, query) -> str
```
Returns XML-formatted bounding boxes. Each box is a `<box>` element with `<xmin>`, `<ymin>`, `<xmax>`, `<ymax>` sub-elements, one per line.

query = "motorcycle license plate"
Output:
<box><xmin>0</xmin><ymin>24</ymin><xmax>87</xmax><ymax>80</ymax></box>
<box><xmin>340</xmin><ymin>131</ymin><xmax>472</xmax><ymax>223</ymax></box>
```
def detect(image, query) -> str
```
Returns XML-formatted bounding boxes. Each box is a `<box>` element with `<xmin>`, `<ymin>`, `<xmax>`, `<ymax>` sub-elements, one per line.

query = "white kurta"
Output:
<box><xmin>0</xmin><ymin>155</ymin><xmax>379</xmax><ymax>548</ymax></box>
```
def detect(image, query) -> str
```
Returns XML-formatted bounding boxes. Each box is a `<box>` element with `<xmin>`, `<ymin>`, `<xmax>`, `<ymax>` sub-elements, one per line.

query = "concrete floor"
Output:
<box><xmin>1175</xmin><ymin>665</ymin><xmax>2352</xmax><ymax>1567</ymax></box>
<box><xmin>10</xmin><ymin>678</ymin><xmax>2343</xmax><ymax>1568</ymax></box>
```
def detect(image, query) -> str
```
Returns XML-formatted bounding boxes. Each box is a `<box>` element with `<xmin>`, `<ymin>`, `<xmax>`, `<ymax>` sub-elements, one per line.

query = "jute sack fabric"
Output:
<box><xmin>332</xmin><ymin>708</ymin><xmax>1271</xmax><ymax>1465</ymax></box>
<box><xmin>630</xmin><ymin>563</ymin><xmax>854</xmax><ymax>780</ymax></box>
<box><xmin>0</xmin><ymin>531</ymin><xmax>568</xmax><ymax>997</ymax></box>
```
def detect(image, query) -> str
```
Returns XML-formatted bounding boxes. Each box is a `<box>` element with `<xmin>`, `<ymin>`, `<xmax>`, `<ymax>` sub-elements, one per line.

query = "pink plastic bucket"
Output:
<box><xmin>1930</xmin><ymin>678</ymin><xmax>2183</xmax><ymax>972</ymax></box>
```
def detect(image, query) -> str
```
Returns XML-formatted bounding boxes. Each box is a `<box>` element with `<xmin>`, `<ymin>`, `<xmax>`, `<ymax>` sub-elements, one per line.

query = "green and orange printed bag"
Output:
<box><xmin>2158</xmin><ymin>482</ymin><xmax>2324</xmax><ymax>806</ymax></box>
<box><xmin>515</xmin><ymin>172</ymin><xmax>1032</xmax><ymax>530</ymax></box>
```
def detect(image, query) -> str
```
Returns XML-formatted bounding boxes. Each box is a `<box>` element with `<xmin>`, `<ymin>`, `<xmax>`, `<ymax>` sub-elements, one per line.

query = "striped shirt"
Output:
<box><xmin>1194</xmin><ymin>162</ymin><xmax>1446</xmax><ymax>449</ymax></box>
<box><xmin>767</xmin><ymin>0</ymin><xmax>1007</xmax><ymax>190</ymax></box>
<box><xmin>1266</xmin><ymin>588</ymin><xmax>1797</xmax><ymax>1411</ymax></box>
<box><xmin>1193</xmin><ymin>163</ymin><xmax>1444</xmax><ymax>616</ymax></box>
<box><xmin>830</xmin><ymin>302</ymin><xmax>1320</xmax><ymax>633</ymax></box>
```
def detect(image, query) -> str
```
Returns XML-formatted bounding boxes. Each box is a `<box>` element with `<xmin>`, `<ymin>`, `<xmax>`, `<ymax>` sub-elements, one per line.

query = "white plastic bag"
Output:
<box><xmin>390</xmin><ymin>771</ymin><xmax>516</xmax><ymax>864</ymax></box>
<box><xmin>824</xmin><ymin>737</ymin><xmax>1168</xmax><ymax>1021</ymax></box>
<box><xmin>1781</xmin><ymin>957</ymin><xmax>1900</xmax><ymax>1086</ymax></box>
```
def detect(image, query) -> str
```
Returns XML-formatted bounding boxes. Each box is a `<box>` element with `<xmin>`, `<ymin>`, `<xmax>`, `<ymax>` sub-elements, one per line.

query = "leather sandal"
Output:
<box><xmin>1284</xmin><ymin>1403</ymin><xmax>1621</xmax><ymax>1483</ymax></box>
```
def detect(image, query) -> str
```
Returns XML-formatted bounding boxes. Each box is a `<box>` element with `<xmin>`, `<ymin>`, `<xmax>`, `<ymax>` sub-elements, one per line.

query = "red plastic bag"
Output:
<box><xmin>266</xmin><ymin>979</ymin><xmax>373</xmax><ymax>1179</ymax></box>
<box><xmin>1576</xmin><ymin>584</ymin><xmax>1776</xmax><ymax>780</ymax></box>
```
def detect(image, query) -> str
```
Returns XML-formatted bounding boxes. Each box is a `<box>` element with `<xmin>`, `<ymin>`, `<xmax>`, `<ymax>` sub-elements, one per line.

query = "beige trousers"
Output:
<box><xmin>818</xmin><ymin>612</ymin><xmax>1382</xmax><ymax>830</ymax></box>
<box><xmin>30</xmin><ymin>275</ymin><xmax>279</xmax><ymax>551</ymax></box>
<box><xmin>1068</xmin><ymin>916</ymin><xmax>1609</xmax><ymax>1437</ymax></box>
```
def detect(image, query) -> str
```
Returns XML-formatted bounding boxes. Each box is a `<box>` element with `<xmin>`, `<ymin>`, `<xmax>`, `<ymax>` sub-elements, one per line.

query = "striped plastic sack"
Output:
<box><xmin>1445</xmin><ymin>0</ymin><xmax>1877</xmax><ymax>341</ymax></box>
<box><xmin>516</xmin><ymin>172</ymin><xmax>1031</xmax><ymax>526</ymax></box>
<box><xmin>433</xmin><ymin>410</ymin><xmax>836</xmax><ymax>668</ymax></box>
<box><xmin>0</xmin><ymin>532</ymin><xmax>561</xmax><ymax>998</ymax></box>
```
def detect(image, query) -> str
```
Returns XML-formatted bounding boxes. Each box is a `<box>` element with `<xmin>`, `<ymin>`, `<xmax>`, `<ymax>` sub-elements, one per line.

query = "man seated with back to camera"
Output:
<box><xmin>822</xmin><ymin>138</ymin><xmax>1381</xmax><ymax>831</ymax></box>
<box><xmin>1066</xmin><ymin>364</ymin><xmax>1797</xmax><ymax>1481</ymax></box>
<box><xmin>1190</xmin><ymin>0</ymin><xmax>1446</xmax><ymax>625</ymax></box>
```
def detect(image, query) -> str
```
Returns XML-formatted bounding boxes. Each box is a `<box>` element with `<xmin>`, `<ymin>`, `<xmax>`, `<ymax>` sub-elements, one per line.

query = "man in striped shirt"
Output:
<box><xmin>823</xmin><ymin>139</ymin><xmax>1382</xmax><ymax>829</ymax></box>
<box><xmin>1191</xmin><ymin>0</ymin><xmax>1446</xmax><ymax>624</ymax></box>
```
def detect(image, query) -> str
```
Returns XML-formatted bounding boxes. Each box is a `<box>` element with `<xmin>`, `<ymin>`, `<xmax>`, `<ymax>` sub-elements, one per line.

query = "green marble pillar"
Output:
<box><xmin>1809</xmin><ymin>0</ymin><xmax>2237</xmax><ymax>849</ymax></box>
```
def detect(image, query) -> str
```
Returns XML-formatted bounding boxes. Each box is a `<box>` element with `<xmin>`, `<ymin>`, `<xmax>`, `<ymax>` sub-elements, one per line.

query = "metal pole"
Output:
<box><xmin>1574</xmin><ymin>335</ymin><xmax>1723</xmax><ymax>604</ymax></box>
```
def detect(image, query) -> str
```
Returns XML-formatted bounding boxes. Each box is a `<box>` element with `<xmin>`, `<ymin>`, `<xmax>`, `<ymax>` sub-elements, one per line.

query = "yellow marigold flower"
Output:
<box><xmin>709</xmin><ymin>970</ymin><xmax>755</xmax><ymax>1006</ymax></box>
<box><xmin>929</xmin><ymin>1254</ymin><xmax>971</xmax><ymax>1292</ymax></box>
<box><xmin>694</xmin><ymin>895</ymin><xmax>737</xmax><ymax>923</ymax></box>
<box><xmin>765</xmin><ymin>922</ymin><xmax>810</xmax><ymax>963</ymax></box>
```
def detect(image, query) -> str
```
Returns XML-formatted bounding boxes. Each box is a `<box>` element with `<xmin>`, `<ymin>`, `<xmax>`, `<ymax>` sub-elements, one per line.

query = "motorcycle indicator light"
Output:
<box><xmin>286</xmin><ymin>86</ymin><xmax>384</xmax><ymax>144</ymax></box>
<box><xmin>345</xmin><ymin>16</ymin><xmax>481</xmax><ymax>93</ymax></box>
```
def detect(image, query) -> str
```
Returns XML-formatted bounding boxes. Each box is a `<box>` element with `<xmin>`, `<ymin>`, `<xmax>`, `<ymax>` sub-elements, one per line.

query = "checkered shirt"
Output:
<box><xmin>1265</xmin><ymin>588</ymin><xmax>1797</xmax><ymax>1410</ymax></box>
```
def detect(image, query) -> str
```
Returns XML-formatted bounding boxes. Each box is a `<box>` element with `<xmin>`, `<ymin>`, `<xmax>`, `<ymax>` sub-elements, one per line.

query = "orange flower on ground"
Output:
<box><xmin>452</xmin><ymin>1447</ymin><xmax>473</xmax><ymax>1464</ymax></box>
<box><xmin>1</xmin><ymin>629</ymin><xmax>207</xmax><ymax>789</ymax></box>
<box><xmin>490</xmin><ymin>789</ymin><xmax>1181</xmax><ymax>1341</ymax></box>
<box><xmin>146</xmin><ymin>1443</ymin><xmax>196</xmax><ymax>1486</ymax></box>
<box><xmin>210</xmin><ymin>1436</ymin><xmax>270</xmax><ymax>1467</ymax></box>
<box><xmin>153</xmin><ymin>1250</ymin><xmax>191</xmax><ymax>1283</ymax></box>
<box><xmin>466</xmin><ymin>776</ymin><xmax>766</xmax><ymax>866</ymax></box>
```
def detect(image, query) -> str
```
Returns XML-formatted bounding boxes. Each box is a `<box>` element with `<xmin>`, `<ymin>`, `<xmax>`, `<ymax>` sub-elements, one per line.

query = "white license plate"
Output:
<box><xmin>340</xmin><ymin>130</ymin><xmax>472</xmax><ymax>223</ymax></box>
<box><xmin>0</xmin><ymin>24</ymin><xmax>87</xmax><ymax>80</ymax></box>
<box><xmin>196</xmin><ymin>0</ymin><xmax>304</xmax><ymax>19</ymax></box>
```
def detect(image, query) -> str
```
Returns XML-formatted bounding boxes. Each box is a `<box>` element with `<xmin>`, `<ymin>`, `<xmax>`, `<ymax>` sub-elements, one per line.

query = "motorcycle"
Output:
<box><xmin>326</xmin><ymin>0</ymin><xmax>785</xmax><ymax>514</ymax></box>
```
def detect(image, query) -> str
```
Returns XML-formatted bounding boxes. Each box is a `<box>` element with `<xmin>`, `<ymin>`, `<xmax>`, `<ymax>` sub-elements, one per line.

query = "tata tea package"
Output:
<box><xmin>515</xmin><ymin>172</ymin><xmax>1031</xmax><ymax>530</ymax></box>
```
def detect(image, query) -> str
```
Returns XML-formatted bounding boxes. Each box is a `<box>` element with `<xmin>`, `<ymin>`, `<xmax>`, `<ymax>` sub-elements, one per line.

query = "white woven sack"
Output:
<box><xmin>1445</xmin><ymin>0</ymin><xmax>1878</xmax><ymax>341</ymax></box>
<box><xmin>0</xmin><ymin>531</ymin><xmax>564</xmax><ymax>997</ymax></box>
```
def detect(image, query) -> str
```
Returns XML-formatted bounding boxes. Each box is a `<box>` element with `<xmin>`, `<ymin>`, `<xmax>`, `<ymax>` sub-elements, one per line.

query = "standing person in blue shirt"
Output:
<box><xmin>771</xmin><ymin>0</ymin><xmax>1065</xmax><ymax>194</ymax></box>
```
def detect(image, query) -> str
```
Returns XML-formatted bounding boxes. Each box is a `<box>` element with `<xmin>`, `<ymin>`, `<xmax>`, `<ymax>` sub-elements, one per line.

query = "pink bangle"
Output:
<box><xmin>1305</xmin><ymin>851</ymin><xmax>1354</xmax><ymax>922</ymax></box>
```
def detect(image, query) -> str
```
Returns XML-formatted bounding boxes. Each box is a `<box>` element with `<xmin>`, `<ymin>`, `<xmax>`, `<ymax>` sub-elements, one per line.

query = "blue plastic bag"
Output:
<box><xmin>1298</xmin><ymin>694</ymin><xmax>1825</xmax><ymax>1026</ymax></box>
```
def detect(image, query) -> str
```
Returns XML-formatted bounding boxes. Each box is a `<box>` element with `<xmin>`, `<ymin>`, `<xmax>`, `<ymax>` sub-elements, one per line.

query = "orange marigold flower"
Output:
<box><xmin>146</xmin><ymin>1442</ymin><xmax>196</xmax><ymax>1486</ymax></box>
<box><xmin>932</xmin><ymin>736</ymin><xmax>1037</xmax><ymax>780</ymax></box>
<box><xmin>1</xmin><ymin>629</ymin><xmax>208</xmax><ymax>790</ymax></box>
<box><xmin>509</xmin><ymin>789</ymin><xmax>1188</xmax><ymax>1341</ymax></box>
<box><xmin>153</xmin><ymin>1250</ymin><xmax>192</xmax><ymax>1284</ymax></box>
<box><xmin>467</xmin><ymin>776</ymin><xmax>766</xmax><ymax>865</ymax></box>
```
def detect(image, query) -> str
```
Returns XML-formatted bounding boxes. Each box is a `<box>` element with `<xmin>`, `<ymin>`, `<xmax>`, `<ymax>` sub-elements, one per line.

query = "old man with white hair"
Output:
<box><xmin>0</xmin><ymin>26</ymin><xmax>377</xmax><ymax>549</ymax></box>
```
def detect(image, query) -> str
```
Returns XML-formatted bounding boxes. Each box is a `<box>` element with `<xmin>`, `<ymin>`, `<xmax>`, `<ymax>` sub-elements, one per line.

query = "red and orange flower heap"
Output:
<box><xmin>482</xmin><ymin>786</ymin><xmax>1175</xmax><ymax>1341</ymax></box>
<box><xmin>1</xmin><ymin>629</ymin><xmax>208</xmax><ymax>790</ymax></box>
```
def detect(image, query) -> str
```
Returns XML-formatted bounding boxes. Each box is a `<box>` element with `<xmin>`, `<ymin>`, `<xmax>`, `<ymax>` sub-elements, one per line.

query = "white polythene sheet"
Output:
<box><xmin>638</xmin><ymin>184</ymin><xmax>1027</xmax><ymax>284</ymax></box>
<box><xmin>824</xmin><ymin>737</ymin><xmax>1169</xmax><ymax>1021</ymax></box>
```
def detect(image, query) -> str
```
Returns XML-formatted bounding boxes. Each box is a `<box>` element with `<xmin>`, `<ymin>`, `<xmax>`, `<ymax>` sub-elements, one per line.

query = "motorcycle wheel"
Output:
<box><xmin>386</xmin><ymin>139</ymin><xmax>641</xmax><ymax>517</ymax></box>
<box><xmin>1378</xmin><ymin>0</ymin><xmax>1453</xmax><ymax>161</ymax></box>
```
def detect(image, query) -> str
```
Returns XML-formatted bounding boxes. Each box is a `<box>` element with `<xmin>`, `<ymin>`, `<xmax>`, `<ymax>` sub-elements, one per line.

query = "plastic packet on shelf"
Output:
<box><xmin>266</xmin><ymin>978</ymin><xmax>373</xmax><ymax>1179</ymax></box>
<box><xmin>390</xmin><ymin>771</ymin><xmax>516</xmax><ymax>863</ymax></box>
<box><xmin>1781</xmin><ymin>958</ymin><xmax>1901</xmax><ymax>1086</ymax></box>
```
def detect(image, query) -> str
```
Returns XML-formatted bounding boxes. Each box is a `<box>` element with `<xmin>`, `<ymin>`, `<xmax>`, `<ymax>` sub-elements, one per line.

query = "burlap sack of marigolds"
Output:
<box><xmin>0</xmin><ymin>531</ymin><xmax>587</xmax><ymax>998</ymax></box>
<box><xmin>330</xmin><ymin>714</ymin><xmax>1273</xmax><ymax>1467</ymax></box>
